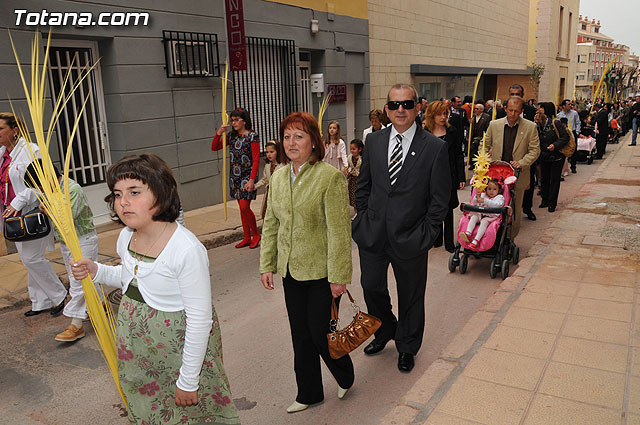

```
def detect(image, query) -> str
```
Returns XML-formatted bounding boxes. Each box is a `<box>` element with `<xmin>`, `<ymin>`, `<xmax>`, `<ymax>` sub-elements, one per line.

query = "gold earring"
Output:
<box><xmin>13</xmin><ymin>133</ymin><xmax>18</xmax><ymax>142</ymax></box>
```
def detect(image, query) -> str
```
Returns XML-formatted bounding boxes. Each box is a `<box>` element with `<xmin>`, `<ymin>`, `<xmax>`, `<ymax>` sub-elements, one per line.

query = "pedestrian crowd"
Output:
<box><xmin>2</xmin><ymin>83</ymin><xmax>640</xmax><ymax>424</ymax></box>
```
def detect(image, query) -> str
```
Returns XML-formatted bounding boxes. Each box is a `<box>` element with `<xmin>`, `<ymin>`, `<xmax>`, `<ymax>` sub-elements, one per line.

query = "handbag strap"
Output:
<box><xmin>330</xmin><ymin>289</ymin><xmax>358</xmax><ymax>331</ymax></box>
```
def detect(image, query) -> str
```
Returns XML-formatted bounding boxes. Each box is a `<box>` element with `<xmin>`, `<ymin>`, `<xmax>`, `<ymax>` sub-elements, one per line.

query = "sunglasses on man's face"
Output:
<box><xmin>387</xmin><ymin>100</ymin><xmax>415</xmax><ymax>110</ymax></box>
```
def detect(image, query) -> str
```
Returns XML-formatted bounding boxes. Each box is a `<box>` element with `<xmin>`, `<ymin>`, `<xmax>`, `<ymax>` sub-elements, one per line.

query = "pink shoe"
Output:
<box><xmin>459</xmin><ymin>232</ymin><xmax>471</xmax><ymax>243</ymax></box>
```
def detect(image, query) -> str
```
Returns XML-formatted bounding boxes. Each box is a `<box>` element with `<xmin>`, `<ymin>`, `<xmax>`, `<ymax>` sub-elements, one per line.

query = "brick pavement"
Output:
<box><xmin>381</xmin><ymin>136</ymin><xmax>640</xmax><ymax>425</ymax></box>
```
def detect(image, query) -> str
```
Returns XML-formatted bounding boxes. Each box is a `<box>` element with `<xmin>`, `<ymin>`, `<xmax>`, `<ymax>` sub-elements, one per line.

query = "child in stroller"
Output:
<box><xmin>459</xmin><ymin>178</ymin><xmax>505</xmax><ymax>250</ymax></box>
<box><xmin>448</xmin><ymin>161</ymin><xmax>519</xmax><ymax>279</ymax></box>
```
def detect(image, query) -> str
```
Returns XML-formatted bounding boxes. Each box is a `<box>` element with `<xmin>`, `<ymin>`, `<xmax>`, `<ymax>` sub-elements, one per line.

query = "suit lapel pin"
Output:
<box><xmin>411</xmin><ymin>151</ymin><xmax>415</xmax><ymax>156</ymax></box>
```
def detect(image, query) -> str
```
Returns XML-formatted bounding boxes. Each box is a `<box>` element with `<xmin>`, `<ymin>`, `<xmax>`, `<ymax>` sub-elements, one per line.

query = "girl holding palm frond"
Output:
<box><xmin>70</xmin><ymin>154</ymin><xmax>239</xmax><ymax>425</ymax></box>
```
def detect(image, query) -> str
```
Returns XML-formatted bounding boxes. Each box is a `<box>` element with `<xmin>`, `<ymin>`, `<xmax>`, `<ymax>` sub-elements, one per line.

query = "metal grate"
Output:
<box><xmin>47</xmin><ymin>47</ymin><xmax>109</xmax><ymax>186</ymax></box>
<box><xmin>162</xmin><ymin>30</ymin><xmax>220</xmax><ymax>78</ymax></box>
<box><xmin>233</xmin><ymin>37</ymin><xmax>298</xmax><ymax>150</ymax></box>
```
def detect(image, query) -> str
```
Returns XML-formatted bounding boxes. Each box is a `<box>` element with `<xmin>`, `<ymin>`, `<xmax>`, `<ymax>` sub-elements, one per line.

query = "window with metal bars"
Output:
<box><xmin>232</xmin><ymin>37</ymin><xmax>298</xmax><ymax>150</ymax></box>
<box><xmin>162</xmin><ymin>30</ymin><xmax>220</xmax><ymax>78</ymax></box>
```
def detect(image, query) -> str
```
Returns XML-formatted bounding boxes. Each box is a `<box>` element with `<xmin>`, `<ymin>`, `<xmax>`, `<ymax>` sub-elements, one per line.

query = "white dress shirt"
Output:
<box><xmin>388</xmin><ymin>122</ymin><xmax>417</xmax><ymax>165</ymax></box>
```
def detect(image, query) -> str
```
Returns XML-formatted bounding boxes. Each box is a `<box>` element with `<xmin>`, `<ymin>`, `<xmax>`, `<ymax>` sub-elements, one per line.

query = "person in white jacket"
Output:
<box><xmin>0</xmin><ymin>112</ymin><xmax>66</xmax><ymax>317</ymax></box>
<box><xmin>70</xmin><ymin>154</ymin><xmax>239</xmax><ymax>425</ymax></box>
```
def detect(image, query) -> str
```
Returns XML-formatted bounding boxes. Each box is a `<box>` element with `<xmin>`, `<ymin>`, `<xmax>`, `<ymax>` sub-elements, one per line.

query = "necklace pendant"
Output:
<box><xmin>134</xmin><ymin>264</ymin><xmax>138</xmax><ymax>275</ymax></box>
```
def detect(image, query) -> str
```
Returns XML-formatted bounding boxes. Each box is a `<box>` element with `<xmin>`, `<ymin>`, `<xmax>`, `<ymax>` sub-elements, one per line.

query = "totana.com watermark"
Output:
<box><xmin>14</xmin><ymin>9</ymin><xmax>150</xmax><ymax>26</ymax></box>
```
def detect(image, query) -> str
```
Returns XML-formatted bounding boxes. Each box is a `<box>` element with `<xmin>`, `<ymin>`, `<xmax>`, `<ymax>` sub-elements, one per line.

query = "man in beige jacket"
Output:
<box><xmin>484</xmin><ymin>96</ymin><xmax>540</xmax><ymax>237</ymax></box>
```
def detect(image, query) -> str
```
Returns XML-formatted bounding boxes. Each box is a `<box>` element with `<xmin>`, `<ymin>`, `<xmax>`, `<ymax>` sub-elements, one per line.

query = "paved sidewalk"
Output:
<box><xmin>381</xmin><ymin>136</ymin><xmax>640</xmax><ymax>425</ymax></box>
<box><xmin>0</xmin><ymin>195</ymin><xmax>264</xmax><ymax>310</ymax></box>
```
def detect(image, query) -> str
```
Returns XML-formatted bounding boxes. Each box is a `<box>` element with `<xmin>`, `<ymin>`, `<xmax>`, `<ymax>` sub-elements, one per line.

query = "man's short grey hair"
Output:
<box><xmin>387</xmin><ymin>84</ymin><xmax>419</xmax><ymax>103</ymax></box>
<box><xmin>475</xmin><ymin>103</ymin><xmax>485</xmax><ymax>111</ymax></box>
<box><xmin>495</xmin><ymin>100</ymin><xmax>502</xmax><ymax>107</ymax></box>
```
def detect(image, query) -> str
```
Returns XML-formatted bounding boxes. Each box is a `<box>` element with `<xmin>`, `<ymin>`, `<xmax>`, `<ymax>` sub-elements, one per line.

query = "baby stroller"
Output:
<box><xmin>448</xmin><ymin>161</ymin><xmax>519</xmax><ymax>280</ymax></box>
<box><xmin>575</xmin><ymin>134</ymin><xmax>596</xmax><ymax>165</ymax></box>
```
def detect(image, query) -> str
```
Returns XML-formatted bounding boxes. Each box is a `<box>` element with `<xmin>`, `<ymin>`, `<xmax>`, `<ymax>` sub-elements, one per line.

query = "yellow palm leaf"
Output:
<box><xmin>9</xmin><ymin>30</ymin><xmax>125</xmax><ymax>404</ymax></box>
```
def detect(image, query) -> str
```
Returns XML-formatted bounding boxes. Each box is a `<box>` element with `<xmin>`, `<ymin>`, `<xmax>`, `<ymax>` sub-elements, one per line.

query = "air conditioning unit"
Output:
<box><xmin>170</xmin><ymin>40</ymin><xmax>211</xmax><ymax>76</ymax></box>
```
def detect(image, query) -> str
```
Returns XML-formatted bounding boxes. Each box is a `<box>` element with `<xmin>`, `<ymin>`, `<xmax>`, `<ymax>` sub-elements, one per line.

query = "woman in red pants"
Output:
<box><xmin>212</xmin><ymin>108</ymin><xmax>261</xmax><ymax>248</ymax></box>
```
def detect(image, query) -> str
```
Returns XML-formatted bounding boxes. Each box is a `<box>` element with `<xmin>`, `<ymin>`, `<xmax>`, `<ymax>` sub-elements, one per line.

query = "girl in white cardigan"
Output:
<box><xmin>254</xmin><ymin>140</ymin><xmax>286</xmax><ymax>219</ymax></box>
<box><xmin>70</xmin><ymin>154</ymin><xmax>239</xmax><ymax>425</ymax></box>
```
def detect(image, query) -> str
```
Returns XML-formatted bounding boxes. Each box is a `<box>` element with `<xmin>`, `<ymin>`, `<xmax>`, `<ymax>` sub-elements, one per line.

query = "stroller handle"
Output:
<box><xmin>460</xmin><ymin>204</ymin><xmax>508</xmax><ymax>215</ymax></box>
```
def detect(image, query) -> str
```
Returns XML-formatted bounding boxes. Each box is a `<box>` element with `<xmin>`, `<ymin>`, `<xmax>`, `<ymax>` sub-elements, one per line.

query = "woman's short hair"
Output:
<box><xmin>279</xmin><ymin>112</ymin><xmax>325</xmax><ymax>165</ymax></box>
<box><xmin>104</xmin><ymin>154</ymin><xmax>181</xmax><ymax>224</ymax></box>
<box><xmin>424</xmin><ymin>100</ymin><xmax>450</xmax><ymax>132</ymax></box>
<box><xmin>0</xmin><ymin>112</ymin><xmax>26</xmax><ymax>136</ymax></box>
<box><xmin>368</xmin><ymin>109</ymin><xmax>383</xmax><ymax>121</ymax></box>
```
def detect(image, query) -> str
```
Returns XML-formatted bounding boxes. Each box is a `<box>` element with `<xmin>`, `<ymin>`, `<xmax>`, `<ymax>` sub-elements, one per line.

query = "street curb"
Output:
<box><xmin>0</xmin><ymin>223</ymin><xmax>261</xmax><ymax>312</ymax></box>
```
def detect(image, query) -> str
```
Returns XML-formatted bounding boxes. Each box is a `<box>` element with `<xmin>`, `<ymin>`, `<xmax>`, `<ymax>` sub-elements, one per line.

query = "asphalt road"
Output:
<box><xmin>0</xmin><ymin>156</ymin><xmax>597</xmax><ymax>425</ymax></box>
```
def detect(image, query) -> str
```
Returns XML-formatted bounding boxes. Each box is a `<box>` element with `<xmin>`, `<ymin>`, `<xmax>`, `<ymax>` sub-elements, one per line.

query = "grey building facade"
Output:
<box><xmin>0</xmin><ymin>0</ymin><xmax>370</xmax><ymax>224</ymax></box>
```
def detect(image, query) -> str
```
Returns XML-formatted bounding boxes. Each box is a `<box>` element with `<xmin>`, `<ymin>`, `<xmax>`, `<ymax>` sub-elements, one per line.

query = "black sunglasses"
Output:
<box><xmin>387</xmin><ymin>100</ymin><xmax>415</xmax><ymax>110</ymax></box>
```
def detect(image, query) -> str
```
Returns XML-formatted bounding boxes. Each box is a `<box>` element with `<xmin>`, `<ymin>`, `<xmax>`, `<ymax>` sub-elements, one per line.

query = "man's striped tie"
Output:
<box><xmin>389</xmin><ymin>134</ymin><xmax>403</xmax><ymax>186</ymax></box>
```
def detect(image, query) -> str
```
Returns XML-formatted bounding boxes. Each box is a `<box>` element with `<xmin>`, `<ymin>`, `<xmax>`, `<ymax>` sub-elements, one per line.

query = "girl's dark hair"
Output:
<box><xmin>229</xmin><ymin>108</ymin><xmax>253</xmax><ymax>138</ymax></box>
<box><xmin>104</xmin><ymin>154</ymin><xmax>180</xmax><ymax>224</ymax></box>
<box><xmin>24</xmin><ymin>159</ymin><xmax>60</xmax><ymax>189</ymax></box>
<box><xmin>488</xmin><ymin>178</ymin><xmax>504</xmax><ymax>195</ymax></box>
<box><xmin>350</xmin><ymin>139</ymin><xmax>364</xmax><ymax>151</ymax></box>
<box><xmin>263</xmin><ymin>140</ymin><xmax>287</xmax><ymax>164</ymax></box>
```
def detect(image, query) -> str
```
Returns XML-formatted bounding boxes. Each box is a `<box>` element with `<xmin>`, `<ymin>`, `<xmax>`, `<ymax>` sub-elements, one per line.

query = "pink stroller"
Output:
<box><xmin>448</xmin><ymin>161</ymin><xmax>520</xmax><ymax>279</ymax></box>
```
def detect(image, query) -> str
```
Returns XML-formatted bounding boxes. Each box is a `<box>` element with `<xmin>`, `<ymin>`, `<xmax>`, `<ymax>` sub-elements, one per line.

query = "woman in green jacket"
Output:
<box><xmin>259</xmin><ymin>112</ymin><xmax>354</xmax><ymax>414</ymax></box>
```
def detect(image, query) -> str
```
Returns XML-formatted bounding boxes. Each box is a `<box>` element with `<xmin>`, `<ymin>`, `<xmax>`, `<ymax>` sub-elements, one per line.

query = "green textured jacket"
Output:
<box><xmin>259</xmin><ymin>161</ymin><xmax>352</xmax><ymax>285</ymax></box>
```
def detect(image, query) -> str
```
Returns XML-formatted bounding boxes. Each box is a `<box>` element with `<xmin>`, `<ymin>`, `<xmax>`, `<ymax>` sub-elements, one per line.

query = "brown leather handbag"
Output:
<box><xmin>327</xmin><ymin>290</ymin><xmax>382</xmax><ymax>359</ymax></box>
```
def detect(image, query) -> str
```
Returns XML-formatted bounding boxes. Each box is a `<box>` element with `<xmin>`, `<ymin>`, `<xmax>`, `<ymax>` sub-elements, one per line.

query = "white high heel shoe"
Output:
<box><xmin>286</xmin><ymin>401</ymin><xmax>309</xmax><ymax>413</ymax></box>
<box><xmin>338</xmin><ymin>386</ymin><xmax>349</xmax><ymax>399</ymax></box>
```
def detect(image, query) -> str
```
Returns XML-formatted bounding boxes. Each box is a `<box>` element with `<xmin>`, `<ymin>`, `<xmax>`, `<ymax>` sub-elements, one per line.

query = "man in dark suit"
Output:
<box><xmin>352</xmin><ymin>84</ymin><xmax>451</xmax><ymax>373</ymax></box>
<box><xmin>469</xmin><ymin>103</ymin><xmax>491</xmax><ymax>169</ymax></box>
<box><xmin>509</xmin><ymin>84</ymin><xmax>537</xmax><ymax>121</ymax></box>
<box><xmin>592</xmin><ymin>103</ymin><xmax>610</xmax><ymax>159</ymax></box>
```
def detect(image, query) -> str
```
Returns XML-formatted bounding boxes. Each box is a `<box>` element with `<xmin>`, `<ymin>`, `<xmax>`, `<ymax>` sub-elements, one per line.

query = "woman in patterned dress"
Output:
<box><xmin>212</xmin><ymin>108</ymin><xmax>261</xmax><ymax>248</ymax></box>
<box><xmin>70</xmin><ymin>154</ymin><xmax>240</xmax><ymax>425</ymax></box>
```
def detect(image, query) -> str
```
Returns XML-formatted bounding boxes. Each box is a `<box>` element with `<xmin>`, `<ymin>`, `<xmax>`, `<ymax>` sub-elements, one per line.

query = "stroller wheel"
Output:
<box><xmin>490</xmin><ymin>258</ymin><xmax>498</xmax><ymax>279</ymax></box>
<box><xmin>459</xmin><ymin>255</ymin><xmax>468</xmax><ymax>274</ymax></box>
<box><xmin>512</xmin><ymin>246</ymin><xmax>520</xmax><ymax>265</ymax></box>
<box><xmin>448</xmin><ymin>252</ymin><xmax>457</xmax><ymax>273</ymax></box>
<box><xmin>501</xmin><ymin>259</ymin><xmax>510</xmax><ymax>280</ymax></box>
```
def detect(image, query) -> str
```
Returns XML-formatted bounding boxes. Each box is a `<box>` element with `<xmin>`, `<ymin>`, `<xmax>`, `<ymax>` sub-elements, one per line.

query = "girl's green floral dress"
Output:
<box><xmin>117</xmin><ymin>252</ymin><xmax>239</xmax><ymax>425</ymax></box>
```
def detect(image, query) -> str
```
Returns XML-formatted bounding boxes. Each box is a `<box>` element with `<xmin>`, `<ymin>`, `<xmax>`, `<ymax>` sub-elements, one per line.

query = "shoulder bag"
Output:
<box><xmin>327</xmin><ymin>290</ymin><xmax>382</xmax><ymax>359</ymax></box>
<box><xmin>552</xmin><ymin>119</ymin><xmax>576</xmax><ymax>158</ymax></box>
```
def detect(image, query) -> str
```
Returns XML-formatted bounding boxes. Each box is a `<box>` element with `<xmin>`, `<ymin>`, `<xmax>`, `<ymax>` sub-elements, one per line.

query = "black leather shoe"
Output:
<box><xmin>24</xmin><ymin>309</ymin><xmax>45</xmax><ymax>317</ymax></box>
<box><xmin>539</xmin><ymin>201</ymin><xmax>548</xmax><ymax>208</ymax></box>
<box><xmin>548</xmin><ymin>206</ymin><xmax>556</xmax><ymax>213</ymax></box>
<box><xmin>364</xmin><ymin>337</ymin><xmax>392</xmax><ymax>355</ymax></box>
<box><xmin>50</xmin><ymin>300</ymin><xmax>65</xmax><ymax>316</ymax></box>
<box><xmin>524</xmin><ymin>210</ymin><xmax>537</xmax><ymax>221</ymax></box>
<box><xmin>571</xmin><ymin>168</ymin><xmax>577</xmax><ymax>173</ymax></box>
<box><xmin>445</xmin><ymin>245</ymin><xmax>455</xmax><ymax>253</ymax></box>
<box><xmin>397</xmin><ymin>352</ymin><xmax>414</xmax><ymax>372</ymax></box>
